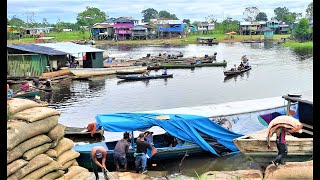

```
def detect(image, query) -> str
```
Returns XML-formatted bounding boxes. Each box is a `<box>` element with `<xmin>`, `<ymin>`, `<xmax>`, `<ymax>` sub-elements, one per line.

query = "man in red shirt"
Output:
<box><xmin>271</xmin><ymin>127</ymin><xmax>288</xmax><ymax>166</ymax></box>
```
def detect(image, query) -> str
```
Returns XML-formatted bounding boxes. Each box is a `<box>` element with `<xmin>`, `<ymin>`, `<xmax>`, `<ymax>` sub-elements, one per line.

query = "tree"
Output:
<box><xmin>42</xmin><ymin>18</ymin><xmax>48</xmax><ymax>27</ymax></box>
<box><xmin>306</xmin><ymin>2</ymin><xmax>313</xmax><ymax>18</ymax></box>
<box><xmin>8</xmin><ymin>16</ymin><xmax>25</xmax><ymax>28</ymax></box>
<box><xmin>274</xmin><ymin>7</ymin><xmax>300</xmax><ymax>24</ymax></box>
<box><xmin>183</xmin><ymin>19</ymin><xmax>190</xmax><ymax>25</ymax></box>
<box><xmin>215</xmin><ymin>17</ymin><xmax>239</xmax><ymax>33</ymax></box>
<box><xmin>243</xmin><ymin>7</ymin><xmax>260</xmax><ymax>21</ymax></box>
<box><xmin>76</xmin><ymin>6</ymin><xmax>107</xmax><ymax>27</ymax></box>
<box><xmin>141</xmin><ymin>8</ymin><xmax>158</xmax><ymax>22</ymax></box>
<box><xmin>192</xmin><ymin>21</ymin><xmax>200</xmax><ymax>27</ymax></box>
<box><xmin>292</xmin><ymin>18</ymin><xmax>311</xmax><ymax>41</ymax></box>
<box><xmin>205</xmin><ymin>14</ymin><xmax>217</xmax><ymax>24</ymax></box>
<box><xmin>158</xmin><ymin>10</ymin><xmax>179</xmax><ymax>20</ymax></box>
<box><xmin>256</xmin><ymin>12</ymin><xmax>268</xmax><ymax>21</ymax></box>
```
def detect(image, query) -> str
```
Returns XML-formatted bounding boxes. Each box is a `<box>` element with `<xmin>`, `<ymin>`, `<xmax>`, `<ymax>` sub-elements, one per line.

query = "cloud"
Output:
<box><xmin>7</xmin><ymin>0</ymin><xmax>312</xmax><ymax>23</ymax></box>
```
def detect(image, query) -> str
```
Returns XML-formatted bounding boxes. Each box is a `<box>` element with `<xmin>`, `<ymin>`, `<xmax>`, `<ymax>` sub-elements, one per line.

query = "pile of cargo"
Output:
<box><xmin>7</xmin><ymin>98</ymin><xmax>92</xmax><ymax>180</ymax></box>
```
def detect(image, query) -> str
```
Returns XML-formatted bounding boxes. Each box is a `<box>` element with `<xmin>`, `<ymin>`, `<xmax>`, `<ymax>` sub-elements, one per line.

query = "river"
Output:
<box><xmin>41</xmin><ymin>42</ymin><xmax>312</xmax><ymax>176</ymax></box>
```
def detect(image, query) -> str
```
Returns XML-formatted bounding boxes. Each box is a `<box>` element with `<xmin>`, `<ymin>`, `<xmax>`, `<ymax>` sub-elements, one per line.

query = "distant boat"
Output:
<box><xmin>117</xmin><ymin>74</ymin><xmax>173</xmax><ymax>80</ymax></box>
<box><xmin>147</xmin><ymin>61</ymin><xmax>227</xmax><ymax>70</ymax></box>
<box><xmin>115</xmin><ymin>69</ymin><xmax>147</xmax><ymax>75</ymax></box>
<box><xmin>223</xmin><ymin>67</ymin><xmax>251</xmax><ymax>76</ymax></box>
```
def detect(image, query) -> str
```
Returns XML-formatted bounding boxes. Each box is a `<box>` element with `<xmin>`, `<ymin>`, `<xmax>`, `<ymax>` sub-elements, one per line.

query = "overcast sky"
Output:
<box><xmin>7</xmin><ymin>0</ymin><xmax>312</xmax><ymax>23</ymax></box>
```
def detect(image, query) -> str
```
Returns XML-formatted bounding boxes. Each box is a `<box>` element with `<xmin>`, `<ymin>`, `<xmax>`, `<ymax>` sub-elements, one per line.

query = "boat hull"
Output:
<box><xmin>69</xmin><ymin>66</ymin><xmax>147</xmax><ymax>77</ymax></box>
<box><xmin>117</xmin><ymin>74</ymin><xmax>173</xmax><ymax>80</ymax></box>
<box><xmin>13</xmin><ymin>91</ymin><xmax>41</xmax><ymax>98</ymax></box>
<box><xmin>224</xmin><ymin>67</ymin><xmax>251</xmax><ymax>76</ymax></box>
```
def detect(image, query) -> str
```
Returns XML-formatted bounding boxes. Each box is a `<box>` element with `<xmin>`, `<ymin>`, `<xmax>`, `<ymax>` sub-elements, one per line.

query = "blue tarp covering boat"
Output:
<box><xmin>95</xmin><ymin>113</ymin><xmax>243</xmax><ymax>156</ymax></box>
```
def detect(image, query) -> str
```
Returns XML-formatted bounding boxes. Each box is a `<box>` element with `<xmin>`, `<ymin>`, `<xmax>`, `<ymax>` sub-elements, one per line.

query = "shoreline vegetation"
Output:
<box><xmin>7</xmin><ymin>31</ymin><xmax>313</xmax><ymax>49</ymax></box>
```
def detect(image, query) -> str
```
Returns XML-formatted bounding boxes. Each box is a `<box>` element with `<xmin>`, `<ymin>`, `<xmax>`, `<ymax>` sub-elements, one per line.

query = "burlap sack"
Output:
<box><xmin>13</xmin><ymin>154</ymin><xmax>54</xmax><ymax>179</ymax></box>
<box><xmin>21</xmin><ymin>161</ymin><xmax>62</xmax><ymax>180</ymax></box>
<box><xmin>7</xmin><ymin>159</ymin><xmax>28</xmax><ymax>177</ymax></box>
<box><xmin>7</xmin><ymin>135</ymin><xmax>52</xmax><ymax>164</ymax></box>
<box><xmin>40</xmin><ymin>170</ymin><xmax>65</xmax><ymax>180</ymax></box>
<box><xmin>12</xmin><ymin>107</ymin><xmax>60</xmax><ymax>123</ymax></box>
<box><xmin>22</xmin><ymin>143</ymin><xmax>53</xmax><ymax>161</ymax></box>
<box><xmin>62</xmin><ymin>159</ymin><xmax>76</xmax><ymax>170</ymax></box>
<box><xmin>7</xmin><ymin>174</ymin><xmax>18</xmax><ymax>180</ymax></box>
<box><xmin>71</xmin><ymin>161</ymin><xmax>79</xmax><ymax>166</ymax></box>
<box><xmin>7</xmin><ymin>120</ymin><xmax>27</xmax><ymax>130</ymax></box>
<box><xmin>70</xmin><ymin>172</ymin><xmax>93</xmax><ymax>180</ymax></box>
<box><xmin>51</xmin><ymin>137</ymin><xmax>63</xmax><ymax>148</ymax></box>
<box><xmin>7</xmin><ymin>115</ymin><xmax>59</xmax><ymax>150</ymax></box>
<box><xmin>54</xmin><ymin>138</ymin><xmax>74</xmax><ymax>157</ymax></box>
<box><xmin>64</xmin><ymin>166</ymin><xmax>89</xmax><ymax>180</ymax></box>
<box><xmin>57</xmin><ymin>150</ymin><xmax>80</xmax><ymax>165</ymax></box>
<box><xmin>7</xmin><ymin>98</ymin><xmax>41</xmax><ymax>115</ymax></box>
<box><xmin>45</xmin><ymin>149</ymin><xmax>58</xmax><ymax>159</ymax></box>
<box><xmin>48</xmin><ymin>124</ymin><xmax>66</xmax><ymax>141</ymax></box>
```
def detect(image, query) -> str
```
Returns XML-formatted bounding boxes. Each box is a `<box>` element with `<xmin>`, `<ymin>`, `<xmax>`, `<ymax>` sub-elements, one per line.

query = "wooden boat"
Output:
<box><xmin>73</xmin><ymin>113</ymin><xmax>241</xmax><ymax>170</ymax></box>
<box><xmin>117</xmin><ymin>74</ymin><xmax>173</xmax><ymax>80</ymax></box>
<box><xmin>65</xmin><ymin>127</ymin><xmax>104</xmax><ymax>142</ymax></box>
<box><xmin>115</xmin><ymin>69</ymin><xmax>147</xmax><ymax>75</ymax></box>
<box><xmin>69</xmin><ymin>66</ymin><xmax>147</xmax><ymax>77</ymax></box>
<box><xmin>13</xmin><ymin>90</ymin><xmax>41</xmax><ymax>98</ymax></box>
<box><xmin>224</xmin><ymin>67</ymin><xmax>251</xmax><ymax>76</ymax></box>
<box><xmin>147</xmin><ymin>61</ymin><xmax>227</xmax><ymax>70</ymax></box>
<box><xmin>233</xmin><ymin>91</ymin><xmax>313</xmax><ymax>163</ymax></box>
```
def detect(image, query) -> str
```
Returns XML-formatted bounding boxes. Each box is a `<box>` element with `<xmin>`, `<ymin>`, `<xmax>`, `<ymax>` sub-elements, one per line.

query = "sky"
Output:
<box><xmin>7</xmin><ymin>0</ymin><xmax>312</xmax><ymax>24</ymax></box>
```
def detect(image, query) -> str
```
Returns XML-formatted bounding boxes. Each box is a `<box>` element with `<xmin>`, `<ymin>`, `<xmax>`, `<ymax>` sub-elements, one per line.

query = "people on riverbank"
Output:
<box><xmin>91</xmin><ymin>146</ymin><xmax>108</xmax><ymax>180</ymax></box>
<box><xmin>113</xmin><ymin>132</ymin><xmax>130</xmax><ymax>172</ymax></box>
<box><xmin>134</xmin><ymin>133</ymin><xmax>153</xmax><ymax>174</ymax></box>
<box><xmin>271</xmin><ymin>127</ymin><xmax>288</xmax><ymax>166</ymax></box>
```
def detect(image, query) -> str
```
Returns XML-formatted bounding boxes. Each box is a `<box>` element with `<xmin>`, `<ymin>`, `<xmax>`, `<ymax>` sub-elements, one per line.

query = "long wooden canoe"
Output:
<box><xmin>224</xmin><ymin>67</ymin><xmax>251</xmax><ymax>76</ymax></box>
<box><xmin>147</xmin><ymin>61</ymin><xmax>227</xmax><ymax>70</ymax></box>
<box><xmin>13</xmin><ymin>91</ymin><xmax>41</xmax><ymax>98</ymax></box>
<box><xmin>117</xmin><ymin>74</ymin><xmax>173</xmax><ymax>80</ymax></box>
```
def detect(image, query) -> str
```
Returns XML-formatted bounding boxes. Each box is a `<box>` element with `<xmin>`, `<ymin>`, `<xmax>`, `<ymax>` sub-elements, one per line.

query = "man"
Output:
<box><xmin>162</xmin><ymin>68</ymin><xmax>168</xmax><ymax>75</ymax></box>
<box><xmin>243</xmin><ymin>59</ymin><xmax>250</xmax><ymax>68</ymax></box>
<box><xmin>271</xmin><ymin>127</ymin><xmax>288</xmax><ymax>166</ymax></box>
<box><xmin>212</xmin><ymin>52</ymin><xmax>217</xmax><ymax>61</ymax></box>
<box><xmin>113</xmin><ymin>132</ymin><xmax>130</xmax><ymax>172</ymax></box>
<box><xmin>135</xmin><ymin>133</ymin><xmax>153</xmax><ymax>174</ymax></box>
<box><xmin>144</xmin><ymin>131</ymin><xmax>154</xmax><ymax>146</ymax></box>
<box><xmin>32</xmin><ymin>78</ymin><xmax>40</xmax><ymax>88</ymax></box>
<box><xmin>91</xmin><ymin>146</ymin><xmax>108</xmax><ymax>180</ymax></box>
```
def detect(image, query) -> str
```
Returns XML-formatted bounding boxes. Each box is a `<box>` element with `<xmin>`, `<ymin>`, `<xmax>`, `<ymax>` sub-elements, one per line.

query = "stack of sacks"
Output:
<box><xmin>7</xmin><ymin>98</ymin><xmax>92</xmax><ymax>180</ymax></box>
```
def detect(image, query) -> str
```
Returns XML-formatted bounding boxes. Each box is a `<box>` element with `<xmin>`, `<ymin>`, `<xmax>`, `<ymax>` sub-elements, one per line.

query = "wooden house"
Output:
<box><xmin>197</xmin><ymin>22</ymin><xmax>215</xmax><ymax>34</ymax></box>
<box><xmin>24</xmin><ymin>27</ymin><xmax>53</xmax><ymax>37</ymax></box>
<box><xmin>130</xmin><ymin>25</ymin><xmax>153</xmax><ymax>40</ymax></box>
<box><xmin>114</xmin><ymin>17</ymin><xmax>138</xmax><ymax>40</ymax></box>
<box><xmin>266</xmin><ymin>20</ymin><xmax>280</xmax><ymax>34</ymax></box>
<box><xmin>240</xmin><ymin>21</ymin><xmax>266</xmax><ymax>35</ymax></box>
<box><xmin>279</xmin><ymin>22</ymin><xmax>290</xmax><ymax>34</ymax></box>
<box><xmin>91</xmin><ymin>24</ymin><xmax>114</xmax><ymax>40</ymax></box>
<box><xmin>37</xmin><ymin>42</ymin><xmax>105</xmax><ymax>68</ymax></box>
<box><xmin>157</xmin><ymin>20</ymin><xmax>188</xmax><ymax>38</ymax></box>
<box><xmin>7</xmin><ymin>44</ymin><xmax>68</xmax><ymax>77</ymax></box>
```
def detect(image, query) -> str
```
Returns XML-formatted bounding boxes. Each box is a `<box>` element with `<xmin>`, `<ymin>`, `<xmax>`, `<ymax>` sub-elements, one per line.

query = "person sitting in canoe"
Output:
<box><xmin>162</xmin><ymin>68</ymin><xmax>168</xmax><ymax>75</ymax></box>
<box><xmin>238</xmin><ymin>62</ymin><xmax>245</xmax><ymax>71</ymax></box>
<box><xmin>241</xmin><ymin>55</ymin><xmax>248</xmax><ymax>63</ymax></box>
<box><xmin>44</xmin><ymin>79</ymin><xmax>52</xmax><ymax>90</ymax></box>
<box><xmin>243</xmin><ymin>59</ymin><xmax>250</xmax><ymax>68</ymax></box>
<box><xmin>142</xmin><ymin>70</ymin><xmax>150</xmax><ymax>77</ymax></box>
<box><xmin>19</xmin><ymin>81</ymin><xmax>30</xmax><ymax>92</ymax></box>
<box><xmin>231</xmin><ymin>64</ymin><xmax>237</xmax><ymax>71</ymax></box>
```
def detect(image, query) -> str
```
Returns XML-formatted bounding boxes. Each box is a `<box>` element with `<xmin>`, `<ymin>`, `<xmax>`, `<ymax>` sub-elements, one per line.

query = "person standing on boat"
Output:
<box><xmin>113</xmin><ymin>132</ymin><xmax>130</xmax><ymax>172</ymax></box>
<box><xmin>212</xmin><ymin>52</ymin><xmax>217</xmax><ymax>61</ymax></box>
<box><xmin>271</xmin><ymin>127</ymin><xmax>288</xmax><ymax>166</ymax></box>
<box><xmin>135</xmin><ymin>133</ymin><xmax>153</xmax><ymax>174</ymax></box>
<box><xmin>91</xmin><ymin>146</ymin><xmax>108</xmax><ymax>180</ymax></box>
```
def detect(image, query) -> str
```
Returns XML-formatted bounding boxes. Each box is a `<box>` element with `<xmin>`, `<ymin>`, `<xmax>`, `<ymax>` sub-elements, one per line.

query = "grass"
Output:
<box><xmin>7</xmin><ymin>31</ymin><xmax>291</xmax><ymax>45</ymax></box>
<box><xmin>281</xmin><ymin>41</ymin><xmax>313</xmax><ymax>48</ymax></box>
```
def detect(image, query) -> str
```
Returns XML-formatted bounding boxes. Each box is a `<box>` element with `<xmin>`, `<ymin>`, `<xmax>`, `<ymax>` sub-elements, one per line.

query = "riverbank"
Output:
<box><xmin>7</xmin><ymin>32</ymin><xmax>290</xmax><ymax>45</ymax></box>
<box><xmin>281</xmin><ymin>41</ymin><xmax>313</xmax><ymax>48</ymax></box>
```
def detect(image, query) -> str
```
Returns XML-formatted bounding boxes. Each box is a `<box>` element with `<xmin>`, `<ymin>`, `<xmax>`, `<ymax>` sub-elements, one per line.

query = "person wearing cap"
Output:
<box><xmin>91</xmin><ymin>146</ymin><xmax>107</xmax><ymax>180</ymax></box>
<box><xmin>44</xmin><ymin>79</ymin><xmax>52</xmax><ymax>90</ymax></box>
<box><xmin>135</xmin><ymin>133</ymin><xmax>153</xmax><ymax>174</ymax></box>
<box><xmin>113</xmin><ymin>132</ymin><xmax>130</xmax><ymax>172</ymax></box>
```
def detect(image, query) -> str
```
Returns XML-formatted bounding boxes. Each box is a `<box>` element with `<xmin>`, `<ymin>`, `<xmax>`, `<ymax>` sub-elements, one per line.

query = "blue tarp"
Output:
<box><xmin>96</xmin><ymin>113</ymin><xmax>243</xmax><ymax>156</ymax></box>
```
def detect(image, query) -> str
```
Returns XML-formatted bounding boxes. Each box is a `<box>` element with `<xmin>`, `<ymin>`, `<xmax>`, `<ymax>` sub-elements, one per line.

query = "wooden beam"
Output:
<box><xmin>302</xmin><ymin>123</ymin><xmax>313</xmax><ymax>130</ymax></box>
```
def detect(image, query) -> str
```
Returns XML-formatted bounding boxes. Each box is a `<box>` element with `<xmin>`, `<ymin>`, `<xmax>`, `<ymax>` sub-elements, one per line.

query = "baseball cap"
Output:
<box><xmin>96</xmin><ymin>149</ymin><xmax>103</xmax><ymax>158</ymax></box>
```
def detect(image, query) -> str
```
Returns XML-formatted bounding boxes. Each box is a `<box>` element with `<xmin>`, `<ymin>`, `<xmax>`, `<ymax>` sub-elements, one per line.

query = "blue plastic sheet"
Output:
<box><xmin>96</xmin><ymin>113</ymin><xmax>243</xmax><ymax>156</ymax></box>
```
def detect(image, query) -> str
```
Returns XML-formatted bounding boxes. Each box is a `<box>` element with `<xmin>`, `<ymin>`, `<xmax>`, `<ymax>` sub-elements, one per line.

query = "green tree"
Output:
<box><xmin>192</xmin><ymin>21</ymin><xmax>200</xmax><ymax>27</ymax></box>
<box><xmin>256</xmin><ymin>12</ymin><xmax>268</xmax><ymax>21</ymax></box>
<box><xmin>8</xmin><ymin>16</ymin><xmax>25</xmax><ymax>28</ymax></box>
<box><xmin>274</xmin><ymin>7</ymin><xmax>300</xmax><ymax>24</ymax></box>
<box><xmin>158</xmin><ymin>10</ymin><xmax>178</xmax><ymax>20</ymax></box>
<box><xmin>76</xmin><ymin>6</ymin><xmax>107</xmax><ymax>27</ymax></box>
<box><xmin>215</xmin><ymin>17</ymin><xmax>239</xmax><ymax>33</ymax></box>
<box><xmin>183</xmin><ymin>19</ymin><xmax>191</xmax><ymax>25</ymax></box>
<box><xmin>243</xmin><ymin>7</ymin><xmax>260</xmax><ymax>21</ymax></box>
<box><xmin>205</xmin><ymin>14</ymin><xmax>217</xmax><ymax>24</ymax></box>
<box><xmin>54</xmin><ymin>19</ymin><xmax>64</xmax><ymax>32</ymax></box>
<box><xmin>292</xmin><ymin>18</ymin><xmax>311</xmax><ymax>41</ymax></box>
<box><xmin>306</xmin><ymin>2</ymin><xmax>313</xmax><ymax>17</ymax></box>
<box><xmin>141</xmin><ymin>8</ymin><xmax>158</xmax><ymax>22</ymax></box>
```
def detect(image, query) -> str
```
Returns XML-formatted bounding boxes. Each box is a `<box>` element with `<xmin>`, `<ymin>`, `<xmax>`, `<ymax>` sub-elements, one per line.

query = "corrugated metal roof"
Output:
<box><xmin>7</xmin><ymin>44</ymin><xmax>67</xmax><ymax>55</ymax></box>
<box><xmin>37</xmin><ymin>42</ymin><xmax>105</xmax><ymax>54</ymax></box>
